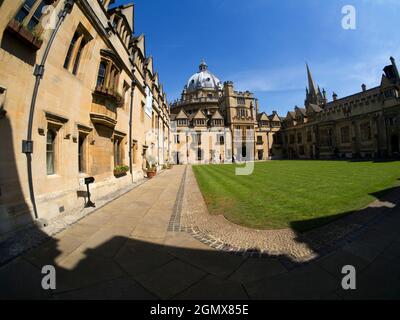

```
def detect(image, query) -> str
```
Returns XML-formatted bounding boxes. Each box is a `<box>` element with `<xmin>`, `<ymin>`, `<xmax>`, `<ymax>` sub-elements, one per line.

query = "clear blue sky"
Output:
<box><xmin>115</xmin><ymin>0</ymin><xmax>400</xmax><ymax>115</ymax></box>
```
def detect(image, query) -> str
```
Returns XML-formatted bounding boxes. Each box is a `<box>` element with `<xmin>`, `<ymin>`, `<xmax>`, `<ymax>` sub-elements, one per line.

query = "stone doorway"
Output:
<box><xmin>258</xmin><ymin>150</ymin><xmax>263</xmax><ymax>160</ymax></box>
<box><xmin>391</xmin><ymin>134</ymin><xmax>399</xmax><ymax>154</ymax></box>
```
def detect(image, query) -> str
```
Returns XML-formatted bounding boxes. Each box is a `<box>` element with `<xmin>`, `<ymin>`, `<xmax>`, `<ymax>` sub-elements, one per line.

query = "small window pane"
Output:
<box><xmin>27</xmin><ymin>1</ymin><xmax>46</xmax><ymax>31</ymax></box>
<box><xmin>97</xmin><ymin>62</ymin><xmax>107</xmax><ymax>87</ymax></box>
<box><xmin>15</xmin><ymin>7</ymin><xmax>30</xmax><ymax>23</ymax></box>
<box><xmin>73</xmin><ymin>39</ymin><xmax>86</xmax><ymax>75</ymax></box>
<box><xmin>78</xmin><ymin>135</ymin><xmax>85</xmax><ymax>173</ymax></box>
<box><xmin>15</xmin><ymin>0</ymin><xmax>36</xmax><ymax>23</ymax></box>
<box><xmin>114</xmin><ymin>138</ymin><xmax>122</xmax><ymax>167</ymax></box>
<box><xmin>46</xmin><ymin>129</ymin><xmax>56</xmax><ymax>175</ymax></box>
<box><xmin>64</xmin><ymin>32</ymin><xmax>80</xmax><ymax>69</ymax></box>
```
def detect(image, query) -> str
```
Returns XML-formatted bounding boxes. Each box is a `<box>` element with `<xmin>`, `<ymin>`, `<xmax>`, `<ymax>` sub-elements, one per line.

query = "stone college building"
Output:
<box><xmin>170</xmin><ymin>60</ymin><xmax>282</xmax><ymax>165</ymax></box>
<box><xmin>280</xmin><ymin>58</ymin><xmax>400</xmax><ymax>160</ymax></box>
<box><xmin>170</xmin><ymin>58</ymin><xmax>400</xmax><ymax>164</ymax></box>
<box><xmin>0</xmin><ymin>0</ymin><xmax>170</xmax><ymax>239</ymax></box>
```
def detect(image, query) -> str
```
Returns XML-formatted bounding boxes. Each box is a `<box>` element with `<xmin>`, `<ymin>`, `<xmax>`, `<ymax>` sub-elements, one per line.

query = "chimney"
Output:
<box><xmin>361</xmin><ymin>84</ymin><xmax>367</xmax><ymax>92</ymax></box>
<box><xmin>223</xmin><ymin>81</ymin><xmax>234</xmax><ymax>96</ymax></box>
<box><xmin>255</xmin><ymin>99</ymin><xmax>259</xmax><ymax>115</ymax></box>
<box><xmin>332</xmin><ymin>92</ymin><xmax>338</xmax><ymax>101</ymax></box>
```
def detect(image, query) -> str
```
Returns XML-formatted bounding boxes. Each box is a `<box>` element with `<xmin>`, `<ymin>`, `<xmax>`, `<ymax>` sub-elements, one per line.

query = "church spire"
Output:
<box><xmin>306</xmin><ymin>63</ymin><xmax>318</xmax><ymax>96</ymax></box>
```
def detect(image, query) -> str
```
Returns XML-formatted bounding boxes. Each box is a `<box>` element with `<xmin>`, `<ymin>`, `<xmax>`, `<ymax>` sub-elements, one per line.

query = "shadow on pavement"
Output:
<box><xmin>0</xmin><ymin>157</ymin><xmax>400</xmax><ymax>299</ymax></box>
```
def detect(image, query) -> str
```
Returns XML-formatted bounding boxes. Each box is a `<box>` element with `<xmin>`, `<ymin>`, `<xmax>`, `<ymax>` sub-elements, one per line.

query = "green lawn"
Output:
<box><xmin>192</xmin><ymin>161</ymin><xmax>400</xmax><ymax>232</ymax></box>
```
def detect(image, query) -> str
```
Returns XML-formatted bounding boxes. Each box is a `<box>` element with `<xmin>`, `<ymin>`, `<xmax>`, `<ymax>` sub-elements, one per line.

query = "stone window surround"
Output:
<box><xmin>360</xmin><ymin>120</ymin><xmax>372</xmax><ymax>142</ymax></box>
<box><xmin>110</xmin><ymin>12</ymin><xmax>132</xmax><ymax>49</ymax></box>
<box><xmin>122</xmin><ymin>81</ymin><xmax>131</xmax><ymax>110</ymax></box>
<box><xmin>297</xmin><ymin>132</ymin><xmax>303</xmax><ymax>144</ymax></box>
<box><xmin>340</xmin><ymin>125</ymin><xmax>351</xmax><ymax>144</ymax></box>
<box><xmin>41</xmin><ymin>111</ymin><xmax>69</xmax><ymax>177</ymax></box>
<box><xmin>177</xmin><ymin>119</ymin><xmax>188</xmax><ymax>126</ymax></box>
<box><xmin>63</xmin><ymin>23</ymin><xmax>93</xmax><ymax>76</ymax></box>
<box><xmin>96</xmin><ymin>54</ymin><xmax>122</xmax><ymax>94</ymax></box>
<box><xmin>131</xmin><ymin>139</ymin><xmax>138</xmax><ymax>165</ymax></box>
<box><xmin>14</xmin><ymin>0</ymin><xmax>56</xmax><ymax>32</ymax></box>
<box><xmin>76</xmin><ymin>124</ymin><xmax>93</xmax><ymax>175</ymax></box>
<box><xmin>112</xmin><ymin>131</ymin><xmax>126</xmax><ymax>167</ymax></box>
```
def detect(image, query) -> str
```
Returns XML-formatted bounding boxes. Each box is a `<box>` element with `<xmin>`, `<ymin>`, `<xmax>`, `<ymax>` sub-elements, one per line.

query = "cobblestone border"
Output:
<box><xmin>168</xmin><ymin>166</ymin><xmax>187</xmax><ymax>232</ymax></box>
<box><xmin>170</xmin><ymin>165</ymin><xmax>397</xmax><ymax>268</ymax></box>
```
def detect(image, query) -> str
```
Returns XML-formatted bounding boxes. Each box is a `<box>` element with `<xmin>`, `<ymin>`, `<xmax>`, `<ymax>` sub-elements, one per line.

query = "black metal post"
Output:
<box><xmin>23</xmin><ymin>0</ymin><xmax>75</xmax><ymax>220</ymax></box>
<box><xmin>85</xmin><ymin>183</ymin><xmax>95</xmax><ymax>208</ymax></box>
<box><xmin>129</xmin><ymin>75</ymin><xmax>137</xmax><ymax>181</ymax></box>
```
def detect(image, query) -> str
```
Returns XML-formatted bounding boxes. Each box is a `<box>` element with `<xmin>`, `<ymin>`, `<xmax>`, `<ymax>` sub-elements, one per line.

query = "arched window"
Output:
<box><xmin>63</xmin><ymin>32</ymin><xmax>80</xmax><ymax>69</ymax></box>
<box><xmin>46</xmin><ymin>129</ymin><xmax>56</xmax><ymax>175</ymax></box>
<box><xmin>73</xmin><ymin>38</ymin><xmax>87</xmax><ymax>75</ymax></box>
<box><xmin>63</xmin><ymin>27</ymin><xmax>90</xmax><ymax>75</ymax></box>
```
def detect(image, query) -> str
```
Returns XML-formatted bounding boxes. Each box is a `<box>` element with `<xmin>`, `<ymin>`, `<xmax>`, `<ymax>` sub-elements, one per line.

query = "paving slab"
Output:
<box><xmin>0</xmin><ymin>258</ymin><xmax>51</xmax><ymax>300</ymax></box>
<box><xmin>229</xmin><ymin>257</ymin><xmax>288</xmax><ymax>284</ymax></box>
<box><xmin>337</xmin><ymin>258</ymin><xmax>400</xmax><ymax>300</ymax></box>
<box><xmin>115</xmin><ymin>241</ymin><xmax>175</xmax><ymax>277</ymax></box>
<box><xmin>175</xmin><ymin>275</ymin><xmax>248</xmax><ymax>300</ymax></box>
<box><xmin>54</xmin><ymin>252</ymin><xmax>125</xmax><ymax>293</ymax></box>
<box><xmin>134</xmin><ymin>259</ymin><xmax>206</xmax><ymax>299</ymax></box>
<box><xmin>169</xmin><ymin>246</ymin><xmax>245</xmax><ymax>278</ymax></box>
<box><xmin>380</xmin><ymin>241</ymin><xmax>400</xmax><ymax>264</ymax></box>
<box><xmin>1</xmin><ymin>165</ymin><xmax>400</xmax><ymax>300</ymax></box>
<box><xmin>245</xmin><ymin>264</ymin><xmax>340</xmax><ymax>300</ymax></box>
<box><xmin>53</xmin><ymin>277</ymin><xmax>156</xmax><ymax>300</ymax></box>
<box><xmin>24</xmin><ymin>235</ymin><xmax>84</xmax><ymax>267</ymax></box>
<box><xmin>316</xmin><ymin>249</ymin><xmax>370</xmax><ymax>278</ymax></box>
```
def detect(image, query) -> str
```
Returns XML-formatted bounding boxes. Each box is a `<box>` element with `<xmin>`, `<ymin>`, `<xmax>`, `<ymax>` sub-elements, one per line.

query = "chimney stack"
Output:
<box><xmin>255</xmin><ymin>99</ymin><xmax>259</xmax><ymax>116</ymax></box>
<box><xmin>332</xmin><ymin>92</ymin><xmax>338</xmax><ymax>101</ymax></box>
<box><xmin>361</xmin><ymin>84</ymin><xmax>367</xmax><ymax>92</ymax></box>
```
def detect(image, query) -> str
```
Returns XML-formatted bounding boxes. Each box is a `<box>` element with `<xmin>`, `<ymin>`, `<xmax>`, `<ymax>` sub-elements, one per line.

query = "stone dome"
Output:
<box><xmin>186</xmin><ymin>60</ymin><xmax>223</xmax><ymax>93</ymax></box>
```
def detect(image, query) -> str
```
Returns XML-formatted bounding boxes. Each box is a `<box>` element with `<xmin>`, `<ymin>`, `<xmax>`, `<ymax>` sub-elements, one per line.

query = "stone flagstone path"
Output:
<box><xmin>0</xmin><ymin>165</ymin><xmax>400</xmax><ymax>299</ymax></box>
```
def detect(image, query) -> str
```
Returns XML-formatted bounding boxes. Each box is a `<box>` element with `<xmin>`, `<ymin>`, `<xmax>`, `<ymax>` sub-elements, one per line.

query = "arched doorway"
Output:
<box><xmin>391</xmin><ymin>134</ymin><xmax>399</xmax><ymax>154</ymax></box>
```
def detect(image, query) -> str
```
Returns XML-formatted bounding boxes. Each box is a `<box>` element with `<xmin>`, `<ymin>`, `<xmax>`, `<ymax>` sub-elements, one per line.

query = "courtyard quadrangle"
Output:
<box><xmin>193</xmin><ymin>161</ymin><xmax>400</xmax><ymax>232</ymax></box>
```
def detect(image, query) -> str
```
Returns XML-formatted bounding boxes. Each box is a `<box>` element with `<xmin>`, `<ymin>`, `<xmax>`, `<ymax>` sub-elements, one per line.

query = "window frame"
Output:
<box><xmin>113</xmin><ymin>135</ymin><xmax>124</xmax><ymax>167</ymax></box>
<box><xmin>78</xmin><ymin>132</ymin><xmax>89</xmax><ymax>174</ymax></box>
<box><xmin>96</xmin><ymin>60</ymin><xmax>107</xmax><ymax>87</ymax></box>
<box><xmin>15</xmin><ymin>0</ymin><xmax>46</xmax><ymax>31</ymax></box>
<box><xmin>72</xmin><ymin>37</ymin><xmax>87</xmax><ymax>75</ymax></box>
<box><xmin>46</xmin><ymin>127</ymin><xmax>57</xmax><ymax>176</ymax></box>
<box><xmin>63</xmin><ymin>31</ymin><xmax>80</xmax><ymax>70</ymax></box>
<box><xmin>340</xmin><ymin>126</ymin><xmax>351</xmax><ymax>144</ymax></box>
<box><xmin>360</xmin><ymin>121</ymin><xmax>372</xmax><ymax>142</ymax></box>
<box><xmin>63</xmin><ymin>26</ymin><xmax>92</xmax><ymax>76</ymax></box>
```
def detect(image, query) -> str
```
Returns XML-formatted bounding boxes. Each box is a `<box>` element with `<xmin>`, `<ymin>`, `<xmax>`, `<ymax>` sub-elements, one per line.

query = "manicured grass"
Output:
<box><xmin>192</xmin><ymin>161</ymin><xmax>400</xmax><ymax>232</ymax></box>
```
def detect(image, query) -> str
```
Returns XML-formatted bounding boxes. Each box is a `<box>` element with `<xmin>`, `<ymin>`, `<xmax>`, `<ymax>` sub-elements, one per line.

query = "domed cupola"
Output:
<box><xmin>186</xmin><ymin>60</ymin><xmax>223</xmax><ymax>93</ymax></box>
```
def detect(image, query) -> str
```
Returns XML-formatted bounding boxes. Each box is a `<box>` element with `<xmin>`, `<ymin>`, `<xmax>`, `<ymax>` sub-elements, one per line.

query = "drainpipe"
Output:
<box><xmin>23</xmin><ymin>0</ymin><xmax>75</xmax><ymax>220</ymax></box>
<box><xmin>129</xmin><ymin>77</ymin><xmax>137</xmax><ymax>182</ymax></box>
